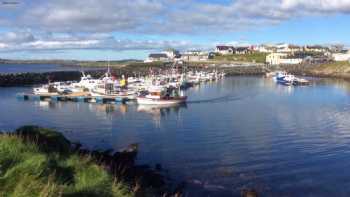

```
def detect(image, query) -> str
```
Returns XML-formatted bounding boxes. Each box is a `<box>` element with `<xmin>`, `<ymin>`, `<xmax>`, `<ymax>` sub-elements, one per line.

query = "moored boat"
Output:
<box><xmin>137</xmin><ymin>86</ymin><xmax>187</xmax><ymax>105</ymax></box>
<box><xmin>274</xmin><ymin>71</ymin><xmax>310</xmax><ymax>86</ymax></box>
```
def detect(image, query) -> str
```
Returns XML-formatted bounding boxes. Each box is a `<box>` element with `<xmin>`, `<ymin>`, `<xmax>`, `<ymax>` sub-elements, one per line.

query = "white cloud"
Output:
<box><xmin>0</xmin><ymin>31</ymin><xmax>204</xmax><ymax>52</ymax></box>
<box><xmin>0</xmin><ymin>0</ymin><xmax>350</xmax><ymax>55</ymax></box>
<box><xmin>0</xmin><ymin>31</ymin><xmax>35</xmax><ymax>43</ymax></box>
<box><xmin>1</xmin><ymin>0</ymin><xmax>349</xmax><ymax>34</ymax></box>
<box><xmin>281</xmin><ymin>0</ymin><xmax>350</xmax><ymax>13</ymax></box>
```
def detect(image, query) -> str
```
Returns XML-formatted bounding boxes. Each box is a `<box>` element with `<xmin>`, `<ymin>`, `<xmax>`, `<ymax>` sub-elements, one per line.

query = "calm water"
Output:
<box><xmin>0</xmin><ymin>63</ymin><xmax>102</xmax><ymax>74</ymax></box>
<box><xmin>1</xmin><ymin>76</ymin><xmax>350</xmax><ymax>196</ymax></box>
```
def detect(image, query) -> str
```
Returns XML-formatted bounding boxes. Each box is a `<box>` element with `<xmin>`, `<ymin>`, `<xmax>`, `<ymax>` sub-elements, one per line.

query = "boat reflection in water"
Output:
<box><xmin>137</xmin><ymin>104</ymin><xmax>187</xmax><ymax>127</ymax></box>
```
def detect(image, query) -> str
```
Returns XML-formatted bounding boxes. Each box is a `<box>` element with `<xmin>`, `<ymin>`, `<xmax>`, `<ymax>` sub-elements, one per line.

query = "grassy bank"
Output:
<box><xmin>310</xmin><ymin>61</ymin><xmax>350</xmax><ymax>77</ymax></box>
<box><xmin>213</xmin><ymin>53</ymin><xmax>267</xmax><ymax>64</ymax></box>
<box><xmin>273</xmin><ymin>61</ymin><xmax>350</xmax><ymax>79</ymax></box>
<box><xmin>0</xmin><ymin>126</ymin><xmax>174</xmax><ymax>197</ymax></box>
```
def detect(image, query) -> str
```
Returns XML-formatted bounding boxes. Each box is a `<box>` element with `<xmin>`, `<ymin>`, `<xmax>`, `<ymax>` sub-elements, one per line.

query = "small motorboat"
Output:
<box><xmin>274</xmin><ymin>72</ymin><xmax>295</xmax><ymax>86</ymax></box>
<box><xmin>274</xmin><ymin>71</ymin><xmax>310</xmax><ymax>86</ymax></box>
<box><xmin>137</xmin><ymin>86</ymin><xmax>187</xmax><ymax>105</ymax></box>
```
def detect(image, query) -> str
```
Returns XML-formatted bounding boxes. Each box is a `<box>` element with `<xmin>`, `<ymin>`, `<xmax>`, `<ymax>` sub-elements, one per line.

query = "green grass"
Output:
<box><xmin>213</xmin><ymin>52</ymin><xmax>267</xmax><ymax>63</ymax></box>
<box><xmin>0</xmin><ymin>126</ymin><xmax>133</xmax><ymax>197</ymax></box>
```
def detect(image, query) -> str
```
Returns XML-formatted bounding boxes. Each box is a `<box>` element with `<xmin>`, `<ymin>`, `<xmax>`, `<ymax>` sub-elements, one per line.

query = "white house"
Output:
<box><xmin>266</xmin><ymin>52</ymin><xmax>303</xmax><ymax>65</ymax></box>
<box><xmin>266</xmin><ymin>53</ymin><xmax>287</xmax><ymax>65</ymax></box>
<box><xmin>164</xmin><ymin>49</ymin><xmax>180</xmax><ymax>59</ymax></box>
<box><xmin>253</xmin><ymin>45</ymin><xmax>275</xmax><ymax>53</ymax></box>
<box><xmin>332</xmin><ymin>51</ymin><xmax>350</xmax><ymax>61</ymax></box>
<box><xmin>279</xmin><ymin>58</ymin><xmax>303</xmax><ymax>65</ymax></box>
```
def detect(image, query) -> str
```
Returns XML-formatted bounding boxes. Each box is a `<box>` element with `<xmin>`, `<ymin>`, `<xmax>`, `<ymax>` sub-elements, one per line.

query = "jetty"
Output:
<box><xmin>16</xmin><ymin>92</ymin><xmax>130</xmax><ymax>103</ymax></box>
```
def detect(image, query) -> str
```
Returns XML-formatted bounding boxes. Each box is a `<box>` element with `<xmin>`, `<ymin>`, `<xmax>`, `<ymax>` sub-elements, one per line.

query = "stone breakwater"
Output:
<box><xmin>0</xmin><ymin>65</ymin><xmax>269</xmax><ymax>87</ymax></box>
<box><xmin>0</xmin><ymin>70</ymin><xmax>104</xmax><ymax>87</ymax></box>
<box><xmin>220</xmin><ymin>66</ymin><xmax>268</xmax><ymax>76</ymax></box>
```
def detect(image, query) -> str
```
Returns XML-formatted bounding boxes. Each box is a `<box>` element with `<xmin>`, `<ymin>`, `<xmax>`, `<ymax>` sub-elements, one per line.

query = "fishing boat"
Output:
<box><xmin>33</xmin><ymin>84</ymin><xmax>58</xmax><ymax>95</ymax></box>
<box><xmin>89</xmin><ymin>72</ymin><xmax>136</xmax><ymax>100</ymax></box>
<box><xmin>137</xmin><ymin>86</ymin><xmax>187</xmax><ymax>105</ymax></box>
<box><xmin>274</xmin><ymin>71</ymin><xmax>310</xmax><ymax>86</ymax></box>
<box><xmin>70</xmin><ymin>72</ymin><xmax>101</xmax><ymax>91</ymax></box>
<box><xmin>274</xmin><ymin>72</ymin><xmax>294</xmax><ymax>86</ymax></box>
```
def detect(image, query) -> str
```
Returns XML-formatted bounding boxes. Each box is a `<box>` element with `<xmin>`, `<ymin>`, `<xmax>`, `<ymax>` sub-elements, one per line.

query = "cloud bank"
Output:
<box><xmin>0</xmin><ymin>31</ymin><xmax>204</xmax><ymax>52</ymax></box>
<box><xmin>1</xmin><ymin>0</ymin><xmax>349</xmax><ymax>34</ymax></box>
<box><xmin>0</xmin><ymin>0</ymin><xmax>349</xmax><ymax>53</ymax></box>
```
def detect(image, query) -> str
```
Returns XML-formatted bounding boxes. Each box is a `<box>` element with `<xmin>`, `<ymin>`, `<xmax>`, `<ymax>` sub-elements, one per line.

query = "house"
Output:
<box><xmin>276</xmin><ymin>44</ymin><xmax>302</xmax><ymax>53</ymax></box>
<box><xmin>215</xmin><ymin>45</ymin><xmax>234</xmax><ymax>55</ymax></box>
<box><xmin>266</xmin><ymin>52</ymin><xmax>303</xmax><ymax>65</ymax></box>
<box><xmin>275</xmin><ymin>43</ymin><xmax>290</xmax><ymax>53</ymax></box>
<box><xmin>266</xmin><ymin>53</ymin><xmax>287</xmax><ymax>65</ymax></box>
<box><xmin>288</xmin><ymin>45</ymin><xmax>303</xmax><ymax>53</ymax></box>
<box><xmin>304</xmin><ymin>45</ymin><xmax>328</xmax><ymax>53</ymax></box>
<box><xmin>303</xmin><ymin>56</ymin><xmax>331</xmax><ymax>64</ymax></box>
<box><xmin>332</xmin><ymin>50</ymin><xmax>350</xmax><ymax>61</ymax></box>
<box><xmin>164</xmin><ymin>49</ymin><xmax>180</xmax><ymax>59</ymax></box>
<box><xmin>279</xmin><ymin>57</ymin><xmax>303</xmax><ymax>65</ymax></box>
<box><xmin>184</xmin><ymin>50</ymin><xmax>209</xmax><ymax>56</ymax></box>
<box><xmin>253</xmin><ymin>45</ymin><xmax>276</xmax><ymax>53</ymax></box>
<box><xmin>235</xmin><ymin>47</ymin><xmax>250</xmax><ymax>54</ymax></box>
<box><xmin>329</xmin><ymin>45</ymin><xmax>344</xmax><ymax>53</ymax></box>
<box><xmin>144</xmin><ymin>53</ymin><xmax>169</xmax><ymax>63</ymax></box>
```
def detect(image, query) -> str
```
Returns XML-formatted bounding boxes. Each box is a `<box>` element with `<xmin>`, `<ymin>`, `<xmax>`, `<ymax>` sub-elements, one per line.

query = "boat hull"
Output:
<box><xmin>90</xmin><ymin>90</ymin><xmax>136</xmax><ymax>100</ymax></box>
<box><xmin>137</xmin><ymin>96</ymin><xmax>187</xmax><ymax>105</ymax></box>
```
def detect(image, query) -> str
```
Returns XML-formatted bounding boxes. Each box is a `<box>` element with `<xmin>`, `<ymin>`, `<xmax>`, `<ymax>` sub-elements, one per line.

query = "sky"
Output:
<box><xmin>0</xmin><ymin>0</ymin><xmax>350</xmax><ymax>60</ymax></box>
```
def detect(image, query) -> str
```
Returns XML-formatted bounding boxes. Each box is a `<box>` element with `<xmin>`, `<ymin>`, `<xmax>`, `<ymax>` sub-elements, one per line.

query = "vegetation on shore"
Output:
<box><xmin>311</xmin><ymin>61</ymin><xmax>350</xmax><ymax>75</ymax></box>
<box><xmin>213</xmin><ymin>52</ymin><xmax>267</xmax><ymax>64</ymax></box>
<box><xmin>0</xmin><ymin>126</ymin><xmax>176</xmax><ymax>197</ymax></box>
<box><xmin>273</xmin><ymin>61</ymin><xmax>350</xmax><ymax>79</ymax></box>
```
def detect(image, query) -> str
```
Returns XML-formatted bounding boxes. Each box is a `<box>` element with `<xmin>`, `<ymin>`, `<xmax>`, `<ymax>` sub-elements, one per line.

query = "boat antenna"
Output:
<box><xmin>108</xmin><ymin>60</ymin><xmax>110</xmax><ymax>73</ymax></box>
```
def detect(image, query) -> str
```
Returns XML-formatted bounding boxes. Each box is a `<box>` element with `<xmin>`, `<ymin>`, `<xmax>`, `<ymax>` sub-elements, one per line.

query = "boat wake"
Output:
<box><xmin>187</xmin><ymin>91</ymin><xmax>259</xmax><ymax>104</ymax></box>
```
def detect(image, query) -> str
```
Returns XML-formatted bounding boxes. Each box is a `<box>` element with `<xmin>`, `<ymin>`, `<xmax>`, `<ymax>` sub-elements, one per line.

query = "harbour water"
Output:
<box><xmin>1</xmin><ymin>76</ymin><xmax>350</xmax><ymax>196</ymax></box>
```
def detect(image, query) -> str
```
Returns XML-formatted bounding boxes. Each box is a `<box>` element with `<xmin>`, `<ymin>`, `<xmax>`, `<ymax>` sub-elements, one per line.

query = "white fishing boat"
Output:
<box><xmin>137</xmin><ymin>86</ymin><xmax>187</xmax><ymax>105</ymax></box>
<box><xmin>90</xmin><ymin>87</ymin><xmax>137</xmax><ymax>100</ymax></box>
<box><xmin>71</xmin><ymin>72</ymin><xmax>101</xmax><ymax>91</ymax></box>
<box><xmin>33</xmin><ymin>84</ymin><xmax>58</xmax><ymax>95</ymax></box>
<box><xmin>90</xmin><ymin>72</ymin><xmax>136</xmax><ymax>100</ymax></box>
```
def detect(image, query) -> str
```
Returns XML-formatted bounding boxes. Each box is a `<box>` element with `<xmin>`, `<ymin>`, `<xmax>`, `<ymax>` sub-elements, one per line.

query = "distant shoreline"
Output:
<box><xmin>1</xmin><ymin>58</ymin><xmax>350</xmax><ymax>81</ymax></box>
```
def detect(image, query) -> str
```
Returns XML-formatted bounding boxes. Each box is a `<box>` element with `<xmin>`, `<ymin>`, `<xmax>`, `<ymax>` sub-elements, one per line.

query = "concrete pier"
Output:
<box><xmin>16</xmin><ymin>93</ymin><xmax>129</xmax><ymax>103</ymax></box>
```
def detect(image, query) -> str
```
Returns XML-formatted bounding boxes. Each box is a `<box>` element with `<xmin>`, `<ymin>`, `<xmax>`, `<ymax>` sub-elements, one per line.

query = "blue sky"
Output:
<box><xmin>0</xmin><ymin>0</ymin><xmax>350</xmax><ymax>60</ymax></box>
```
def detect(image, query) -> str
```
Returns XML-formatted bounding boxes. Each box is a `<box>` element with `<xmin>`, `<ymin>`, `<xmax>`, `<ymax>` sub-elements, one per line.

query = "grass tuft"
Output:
<box><xmin>0</xmin><ymin>127</ymin><xmax>133</xmax><ymax>197</ymax></box>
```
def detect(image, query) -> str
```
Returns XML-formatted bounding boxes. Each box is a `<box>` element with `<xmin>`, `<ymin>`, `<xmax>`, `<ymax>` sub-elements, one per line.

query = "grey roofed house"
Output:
<box><xmin>149</xmin><ymin>53</ymin><xmax>168</xmax><ymax>58</ymax></box>
<box><xmin>235</xmin><ymin>47</ymin><xmax>249</xmax><ymax>51</ymax></box>
<box><xmin>216</xmin><ymin>45</ymin><xmax>234</xmax><ymax>51</ymax></box>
